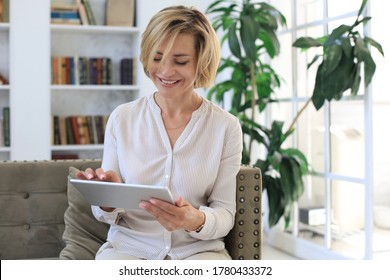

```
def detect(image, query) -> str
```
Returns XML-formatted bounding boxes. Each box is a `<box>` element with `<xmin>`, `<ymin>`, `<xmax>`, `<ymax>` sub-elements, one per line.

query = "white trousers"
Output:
<box><xmin>96</xmin><ymin>241</ymin><xmax>232</xmax><ymax>260</ymax></box>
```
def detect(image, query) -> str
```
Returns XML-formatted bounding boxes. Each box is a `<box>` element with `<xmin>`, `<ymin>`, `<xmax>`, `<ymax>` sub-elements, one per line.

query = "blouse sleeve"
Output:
<box><xmin>190</xmin><ymin>117</ymin><xmax>243</xmax><ymax>240</ymax></box>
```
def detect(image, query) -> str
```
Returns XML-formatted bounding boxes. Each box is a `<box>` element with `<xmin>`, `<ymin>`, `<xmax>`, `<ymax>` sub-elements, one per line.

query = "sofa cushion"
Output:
<box><xmin>59</xmin><ymin>167</ymin><xmax>109</xmax><ymax>260</ymax></box>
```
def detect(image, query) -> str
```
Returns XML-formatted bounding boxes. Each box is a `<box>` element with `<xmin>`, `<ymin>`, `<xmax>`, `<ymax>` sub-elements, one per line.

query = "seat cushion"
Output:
<box><xmin>59</xmin><ymin>167</ymin><xmax>109</xmax><ymax>260</ymax></box>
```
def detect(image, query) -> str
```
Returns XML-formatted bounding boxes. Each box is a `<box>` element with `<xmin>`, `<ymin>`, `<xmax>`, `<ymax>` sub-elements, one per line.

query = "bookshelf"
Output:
<box><xmin>50</xmin><ymin>0</ymin><xmax>139</xmax><ymax>159</ymax></box>
<box><xmin>1</xmin><ymin>0</ymin><xmax>211</xmax><ymax>160</ymax></box>
<box><xmin>3</xmin><ymin>0</ymin><xmax>140</xmax><ymax>160</ymax></box>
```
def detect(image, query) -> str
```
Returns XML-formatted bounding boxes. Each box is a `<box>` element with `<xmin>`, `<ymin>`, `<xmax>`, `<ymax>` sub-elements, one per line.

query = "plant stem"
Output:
<box><xmin>285</xmin><ymin>96</ymin><xmax>312</xmax><ymax>134</ymax></box>
<box><xmin>248</xmin><ymin>62</ymin><xmax>257</xmax><ymax>157</ymax></box>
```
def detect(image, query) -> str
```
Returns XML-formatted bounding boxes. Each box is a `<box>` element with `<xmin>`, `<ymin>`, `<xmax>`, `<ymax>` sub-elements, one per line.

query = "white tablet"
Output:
<box><xmin>69</xmin><ymin>179</ymin><xmax>174</xmax><ymax>209</ymax></box>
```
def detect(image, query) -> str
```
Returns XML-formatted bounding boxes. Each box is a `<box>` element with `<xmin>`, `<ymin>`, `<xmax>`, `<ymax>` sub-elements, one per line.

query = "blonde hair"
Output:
<box><xmin>140</xmin><ymin>6</ymin><xmax>220</xmax><ymax>88</ymax></box>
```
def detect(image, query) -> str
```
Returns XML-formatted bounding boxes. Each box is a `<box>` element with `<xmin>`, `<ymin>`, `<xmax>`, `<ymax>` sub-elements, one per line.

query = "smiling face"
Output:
<box><xmin>148</xmin><ymin>33</ymin><xmax>198</xmax><ymax>99</ymax></box>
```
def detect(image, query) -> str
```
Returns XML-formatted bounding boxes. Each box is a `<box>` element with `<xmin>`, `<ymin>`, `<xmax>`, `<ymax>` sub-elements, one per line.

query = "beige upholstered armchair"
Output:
<box><xmin>0</xmin><ymin>160</ymin><xmax>262</xmax><ymax>260</ymax></box>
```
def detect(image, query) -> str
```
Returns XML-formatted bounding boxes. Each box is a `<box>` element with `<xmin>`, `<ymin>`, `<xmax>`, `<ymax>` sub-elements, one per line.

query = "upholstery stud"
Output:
<box><xmin>239</xmin><ymin>208</ymin><xmax>245</xmax><ymax>214</ymax></box>
<box><xmin>239</xmin><ymin>232</ymin><xmax>244</xmax><ymax>237</ymax></box>
<box><xmin>23</xmin><ymin>224</ymin><xmax>30</xmax><ymax>230</ymax></box>
<box><xmin>238</xmin><ymin>243</ymin><xmax>244</xmax><ymax>249</ymax></box>
<box><xmin>239</xmin><ymin>174</ymin><xmax>245</xmax><ymax>180</ymax></box>
<box><xmin>22</xmin><ymin>192</ymin><xmax>29</xmax><ymax>199</ymax></box>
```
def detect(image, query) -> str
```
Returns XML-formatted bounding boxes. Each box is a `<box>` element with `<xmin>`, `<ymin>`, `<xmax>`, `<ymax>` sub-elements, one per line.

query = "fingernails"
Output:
<box><xmin>139</xmin><ymin>201</ymin><xmax>146</xmax><ymax>209</ymax></box>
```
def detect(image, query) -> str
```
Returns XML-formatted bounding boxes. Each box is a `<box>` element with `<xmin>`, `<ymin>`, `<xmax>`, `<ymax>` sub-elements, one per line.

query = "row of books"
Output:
<box><xmin>52</xmin><ymin>56</ymin><xmax>113</xmax><ymax>85</ymax></box>
<box><xmin>51</xmin><ymin>0</ymin><xmax>95</xmax><ymax>25</ymax></box>
<box><xmin>51</xmin><ymin>56</ymin><xmax>136</xmax><ymax>85</ymax></box>
<box><xmin>52</xmin><ymin>115</ymin><xmax>109</xmax><ymax>146</ymax></box>
<box><xmin>51</xmin><ymin>0</ymin><xmax>135</xmax><ymax>27</ymax></box>
<box><xmin>0</xmin><ymin>107</ymin><xmax>10</xmax><ymax>147</ymax></box>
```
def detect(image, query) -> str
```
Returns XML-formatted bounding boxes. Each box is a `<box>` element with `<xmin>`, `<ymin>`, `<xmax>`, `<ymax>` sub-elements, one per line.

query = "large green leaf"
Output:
<box><xmin>282</xmin><ymin>148</ymin><xmax>310</xmax><ymax>175</ymax></box>
<box><xmin>357</xmin><ymin>0</ymin><xmax>368</xmax><ymax>17</ymax></box>
<box><xmin>354</xmin><ymin>37</ymin><xmax>376</xmax><ymax>87</ymax></box>
<box><xmin>280</xmin><ymin>157</ymin><xmax>304</xmax><ymax>202</ymax></box>
<box><xmin>325</xmin><ymin>24</ymin><xmax>351</xmax><ymax>46</ymax></box>
<box><xmin>365</xmin><ymin>37</ymin><xmax>385</xmax><ymax>56</ymax></box>
<box><xmin>312</xmin><ymin>63</ymin><xmax>326</xmax><ymax>110</ymax></box>
<box><xmin>293</xmin><ymin>37</ymin><xmax>324</xmax><ymax>48</ymax></box>
<box><xmin>228</xmin><ymin>22</ymin><xmax>242</xmax><ymax>59</ymax></box>
<box><xmin>324</xmin><ymin>44</ymin><xmax>343</xmax><ymax>74</ymax></box>
<box><xmin>264</xmin><ymin>175</ymin><xmax>286</xmax><ymax>227</ymax></box>
<box><xmin>240</xmin><ymin>15</ymin><xmax>259</xmax><ymax>61</ymax></box>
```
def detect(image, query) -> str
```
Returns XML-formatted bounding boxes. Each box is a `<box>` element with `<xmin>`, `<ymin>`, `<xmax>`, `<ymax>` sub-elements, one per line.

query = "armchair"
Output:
<box><xmin>0</xmin><ymin>160</ymin><xmax>262</xmax><ymax>260</ymax></box>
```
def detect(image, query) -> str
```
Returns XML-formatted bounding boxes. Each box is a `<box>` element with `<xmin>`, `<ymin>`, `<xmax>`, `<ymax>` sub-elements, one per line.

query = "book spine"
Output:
<box><xmin>76</xmin><ymin>0</ymin><xmax>89</xmax><ymax>25</ymax></box>
<box><xmin>3</xmin><ymin>107</ymin><xmax>10</xmax><ymax>147</ymax></box>
<box><xmin>52</xmin><ymin>115</ymin><xmax>61</xmax><ymax>145</ymax></box>
<box><xmin>82</xmin><ymin>0</ymin><xmax>96</xmax><ymax>25</ymax></box>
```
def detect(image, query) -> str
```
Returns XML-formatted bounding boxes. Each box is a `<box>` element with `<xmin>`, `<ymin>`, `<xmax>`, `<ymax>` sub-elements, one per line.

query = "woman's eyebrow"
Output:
<box><xmin>156</xmin><ymin>51</ymin><xmax>191</xmax><ymax>58</ymax></box>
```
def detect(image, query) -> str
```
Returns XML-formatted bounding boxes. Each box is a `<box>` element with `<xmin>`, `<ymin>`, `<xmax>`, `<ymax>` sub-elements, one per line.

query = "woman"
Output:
<box><xmin>77</xmin><ymin>5</ymin><xmax>242</xmax><ymax>260</ymax></box>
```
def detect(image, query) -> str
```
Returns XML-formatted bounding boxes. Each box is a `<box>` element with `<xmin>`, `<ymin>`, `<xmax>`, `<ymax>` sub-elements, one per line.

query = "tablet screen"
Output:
<box><xmin>70</xmin><ymin>179</ymin><xmax>174</xmax><ymax>209</ymax></box>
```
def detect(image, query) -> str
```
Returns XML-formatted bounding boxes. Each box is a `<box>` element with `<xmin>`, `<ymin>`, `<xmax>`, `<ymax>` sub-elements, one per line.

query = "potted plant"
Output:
<box><xmin>206</xmin><ymin>0</ymin><xmax>383</xmax><ymax>229</ymax></box>
<box><xmin>206</xmin><ymin>0</ymin><xmax>309</xmax><ymax>228</ymax></box>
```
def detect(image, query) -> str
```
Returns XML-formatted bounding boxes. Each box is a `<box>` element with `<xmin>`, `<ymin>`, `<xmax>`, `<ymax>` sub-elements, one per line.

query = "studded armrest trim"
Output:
<box><xmin>225</xmin><ymin>165</ymin><xmax>262</xmax><ymax>260</ymax></box>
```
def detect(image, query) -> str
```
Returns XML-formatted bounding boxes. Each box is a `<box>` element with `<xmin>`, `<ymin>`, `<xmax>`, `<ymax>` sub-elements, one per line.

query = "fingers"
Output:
<box><xmin>75</xmin><ymin>167</ymin><xmax>121</xmax><ymax>183</ymax></box>
<box><xmin>139</xmin><ymin>198</ymin><xmax>198</xmax><ymax>231</ymax></box>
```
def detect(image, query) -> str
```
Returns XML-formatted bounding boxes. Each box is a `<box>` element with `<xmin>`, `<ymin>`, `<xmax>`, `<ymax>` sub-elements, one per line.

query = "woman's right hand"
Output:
<box><xmin>75</xmin><ymin>167</ymin><xmax>122</xmax><ymax>212</ymax></box>
<box><xmin>76</xmin><ymin>167</ymin><xmax>121</xmax><ymax>183</ymax></box>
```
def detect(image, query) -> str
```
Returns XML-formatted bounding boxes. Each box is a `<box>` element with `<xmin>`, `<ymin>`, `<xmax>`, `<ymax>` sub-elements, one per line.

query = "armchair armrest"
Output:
<box><xmin>225</xmin><ymin>165</ymin><xmax>262</xmax><ymax>260</ymax></box>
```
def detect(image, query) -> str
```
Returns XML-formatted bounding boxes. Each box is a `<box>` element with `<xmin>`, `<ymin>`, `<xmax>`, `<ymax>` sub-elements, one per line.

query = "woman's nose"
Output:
<box><xmin>158</xmin><ymin>60</ymin><xmax>175</xmax><ymax>76</ymax></box>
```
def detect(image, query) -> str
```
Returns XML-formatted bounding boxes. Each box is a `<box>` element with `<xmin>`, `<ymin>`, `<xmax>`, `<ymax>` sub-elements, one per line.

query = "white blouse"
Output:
<box><xmin>92</xmin><ymin>94</ymin><xmax>242</xmax><ymax>260</ymax></box>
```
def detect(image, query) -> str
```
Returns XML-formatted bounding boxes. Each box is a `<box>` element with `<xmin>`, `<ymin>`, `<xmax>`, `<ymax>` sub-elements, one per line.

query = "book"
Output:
<box><xmin>58</xmin><ymin>116</ymin><xmax>67</xmax><ymax>145</ymax></box>
<box><xmin>0</xmin><ymin>0</ymin><xmax>9</xmax><ymax>23</ymax></box>
<box><xmin>76</xmin><ymin>0</ymin><xmax>89</xmax><ymax>25</ymax></box>
<box><xmin>120</xmin><ymin>58</ymin><xmax>133</xmax><ymax>85</ymax></box>
<box><xmin>52</xmin><ymin>115</ymin><xmax>61</xmax><ymax>145</ymax></box>
<box><xmin>51</xmin><ymin>3</ymin><xmax>81</xmax><ymax>25</ymax></box>
<box><xmin>52</xmin><ymin>153</ymin><xmax>79</xmax><ymax>160</ymax></box>
<box><xmin>0</xmin><ymin>115</ymin><xmax>3</xmax><ymax>147</ymax></box>
<box><xmin>106</xmin><ymin>0</ymin><xmax>135</xmax><ymax>27</ymax></box>
<box><xmin>82</xmin><ymin>0</ymin><xmax>96</xmax><ymax>25</ymax></box>
<box><xmin>0</xmin><ymin>0</ymin><xmax>3</xmax><ymax>22</ymax></box>
<box><xmin>3</xmin><ymin>106</ymin><xmax>10</xmax><ymax>147</ymax></box>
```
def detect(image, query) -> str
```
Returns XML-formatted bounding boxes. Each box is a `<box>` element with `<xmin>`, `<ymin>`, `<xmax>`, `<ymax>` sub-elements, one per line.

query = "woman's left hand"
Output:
<box><xmin>139</xmin><ymin>197</ymin><xmax>205</xmax><ymax>232</ymax></box>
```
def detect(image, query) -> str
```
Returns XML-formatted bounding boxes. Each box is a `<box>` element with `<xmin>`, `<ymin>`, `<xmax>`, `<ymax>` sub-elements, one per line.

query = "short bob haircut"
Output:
<box><xmin>140</xmin><ymin>6</ymin><xmax>220</xmax><ymax>89</ymax></box>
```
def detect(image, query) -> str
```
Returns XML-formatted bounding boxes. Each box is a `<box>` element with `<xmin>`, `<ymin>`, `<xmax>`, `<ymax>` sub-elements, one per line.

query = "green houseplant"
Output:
<box><xmin>292</xmin><ymin>0</ymin><xmax>384</xmax><ymax>111</ymax></box>
<box><xmin>206</xmin><ymin>0</ymin><xmax>383</xmax><ymax>228</ymax></box>
<box><xmin>206</xmin><ymin>0</ymin><xmax>309</xmax><ymax>228</ymax></box>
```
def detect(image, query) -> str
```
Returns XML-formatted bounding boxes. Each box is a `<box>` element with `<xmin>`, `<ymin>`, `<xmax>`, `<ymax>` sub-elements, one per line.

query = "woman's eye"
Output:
<box><xmin>176</xmin><ymin>61</ymin><xmax>188</xmax><ymax>65</ymax></box>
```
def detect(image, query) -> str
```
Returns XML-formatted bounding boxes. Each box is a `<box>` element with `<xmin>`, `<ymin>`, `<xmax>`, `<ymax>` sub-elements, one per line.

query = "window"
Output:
<box><xmin>267</xmin><ymin>0</ymin><xmax>390</xmax><ymax>260</ymax></box>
